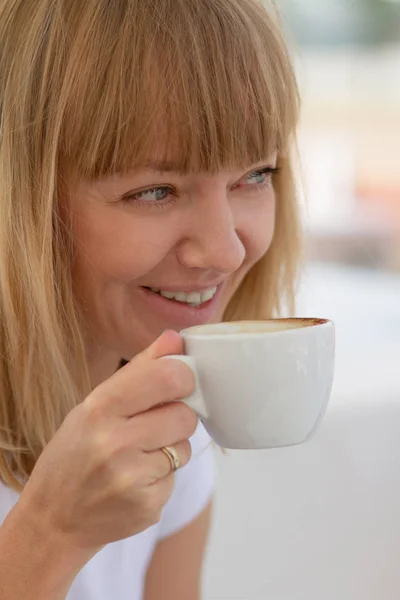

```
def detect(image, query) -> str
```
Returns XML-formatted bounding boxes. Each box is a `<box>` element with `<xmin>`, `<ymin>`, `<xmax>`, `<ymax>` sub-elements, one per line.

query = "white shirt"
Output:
<box><xmin>0</xmin><ymin>422</ymin><xmax>215</xmax><ymax>600</ymax></box>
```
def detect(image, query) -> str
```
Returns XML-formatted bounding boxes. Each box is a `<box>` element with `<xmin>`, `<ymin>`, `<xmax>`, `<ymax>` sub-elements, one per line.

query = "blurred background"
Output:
<box><xmin>204</xmin><ymin>2</ymin><xmax>400</xmax><ymax>599</ymax></box>
<box><xmin>287</xmin><ymin>0</ymin><xmax>400</xmax><ymax>271</ymax></box>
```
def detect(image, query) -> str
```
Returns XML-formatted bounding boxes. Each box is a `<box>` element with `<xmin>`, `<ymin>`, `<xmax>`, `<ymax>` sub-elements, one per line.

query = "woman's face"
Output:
<box><xmin>67</xmin><ymin>153</ymin><xmax>277</xmax><ymax>360</ymax></box>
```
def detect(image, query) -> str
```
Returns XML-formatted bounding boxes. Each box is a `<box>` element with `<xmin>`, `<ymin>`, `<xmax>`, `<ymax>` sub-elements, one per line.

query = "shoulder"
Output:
<box><xmin>157</xmin><ymin>421</ymin><xmax>216</xmax><ymax>540</ymax></box>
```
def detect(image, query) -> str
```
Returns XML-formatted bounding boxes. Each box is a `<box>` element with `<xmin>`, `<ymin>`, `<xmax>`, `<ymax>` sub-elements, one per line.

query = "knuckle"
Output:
<box><xmin>83</xmin><ymin>382</ymin><xmax>128</xmax><ymax>421</ymax></box>
<box><xmin>90</xmin><ymin>427</ymin><xmax>134</xmax><ymax>472</ymax></box>
<box><xmin>86</xmin><ymin>434</ymin><xmax>116</xmax><ymax>475</ymax></box>
<box><xmin>105</xmin><ymin>457</ymin><xmax>144</xmax><ymax>496</ymax></box>
<box><xmin>81</xmin><ymin>392</ymin><xmax>106</xmax><ymax>424</ymax></box>
<box><xmin>90</xmin><ymin>428</ymin><xmax>115</xmax><ymax>462</ymax></box>
<box><xmin>113</xmin><ymin>468</ymin><xmax>139</xmax><ymax>496</ymax></box>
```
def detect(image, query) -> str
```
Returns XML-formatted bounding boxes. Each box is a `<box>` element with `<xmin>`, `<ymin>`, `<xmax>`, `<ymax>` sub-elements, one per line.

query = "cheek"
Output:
<box><xmin>70</xmin><ymin>209</ymin><xmax>175</xmax><ymax>285</ymax></box>
<box><xmin>241</xmin><ymin>193</ymin><xmax>276</xmax><ymax>264</ymax></box>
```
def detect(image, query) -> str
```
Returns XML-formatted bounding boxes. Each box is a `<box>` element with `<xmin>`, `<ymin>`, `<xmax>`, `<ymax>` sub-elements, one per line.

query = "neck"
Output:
<box><xmin>86</xmin><ymin>346</ymin><xmax>122</xmax><ymax>389</ymax></box>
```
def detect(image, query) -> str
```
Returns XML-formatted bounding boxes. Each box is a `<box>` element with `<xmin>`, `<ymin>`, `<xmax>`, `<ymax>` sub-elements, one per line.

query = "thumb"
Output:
<box><xmin>143</xmin><ymin>329</ymin><xmax>184</xmax><ymax>361</ymax></box>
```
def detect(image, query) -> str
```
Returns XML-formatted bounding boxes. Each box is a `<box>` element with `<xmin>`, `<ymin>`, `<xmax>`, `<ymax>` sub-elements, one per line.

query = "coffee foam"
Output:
<box><xmin>182</xmin><ymin>318</ymin><xmax>328</xmax><ymax>336</ymax></box>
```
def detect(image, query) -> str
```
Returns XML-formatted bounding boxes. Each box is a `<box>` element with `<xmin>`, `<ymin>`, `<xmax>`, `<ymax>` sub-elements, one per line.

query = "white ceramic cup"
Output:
<box><xmin>166</xmin><ymin>318</ymin><xmax>335</xmax><ymax>449</ymax></box>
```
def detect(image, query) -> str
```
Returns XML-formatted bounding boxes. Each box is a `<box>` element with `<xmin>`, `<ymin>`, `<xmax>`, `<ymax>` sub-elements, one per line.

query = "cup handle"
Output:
<box><xmin>162</xmin><ymin>355</ymin><xmax>209</xmax><ymax>421</ymax></box>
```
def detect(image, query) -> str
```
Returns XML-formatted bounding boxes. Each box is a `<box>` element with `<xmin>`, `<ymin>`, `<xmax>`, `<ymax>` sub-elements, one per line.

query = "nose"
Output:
<box><xmin>176</xmin><ymin>194</ymin><xmax>246</xmax><ymax>273</ymax></box>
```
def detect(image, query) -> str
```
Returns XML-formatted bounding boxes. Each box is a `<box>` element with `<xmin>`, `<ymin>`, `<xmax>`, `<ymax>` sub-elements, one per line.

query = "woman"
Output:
<box><xmin>0</xmin><ymin>0</ymin><xmax>301</xmax><ymax>598</ymax></box>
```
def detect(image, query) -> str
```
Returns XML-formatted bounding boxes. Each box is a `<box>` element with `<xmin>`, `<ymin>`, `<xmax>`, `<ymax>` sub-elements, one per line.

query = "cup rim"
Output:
<box><xmin>180</xmin><ymin>318</ymin><xmax>333</xmax><ymax>338</ymax></box>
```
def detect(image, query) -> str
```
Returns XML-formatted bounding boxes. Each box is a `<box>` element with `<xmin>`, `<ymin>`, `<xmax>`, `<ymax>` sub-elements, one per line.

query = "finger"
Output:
<box><xmin>123</xmin><ymin>401</ymin><xmax>198</xmax><ymax>451</ymax></box>
<box><xmin>141</xmin><ymin>471</ymin><xmax>176</xmax><ymax>516</ymax></box>
<box><xmin>141</xmin><ymin>329</ymin><xmax>183</xmax><ymax>361</ymax></box>
<box><xmin>87</xmin><ymin>350</ymin><xmax>195</xmax><ymax>419</ymax></box>
<box><xmin>142</xmin><ymin>439</ymin><xmax>192</xmax><ymax>484</ymax></box>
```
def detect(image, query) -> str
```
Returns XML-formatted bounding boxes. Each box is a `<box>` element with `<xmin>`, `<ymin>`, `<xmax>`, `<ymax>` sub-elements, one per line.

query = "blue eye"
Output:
<box><xmin>246</xmin><ymin>170</ymin><xmax>267</xmax><ymax>184</ymax></box>
<box><xmin>131</xmin><ymin>187</ymin><xmax>171</xmax><ymax>202</ymax></box>
<box><xmin>244</xmin><ymin>167</ymin><xmax>279</xmax><ymax>186</ymax></box>
<box><xmin>120</xmin><ymin>185</ymin><xmax>175</xmax><ymax>208</ymax></box>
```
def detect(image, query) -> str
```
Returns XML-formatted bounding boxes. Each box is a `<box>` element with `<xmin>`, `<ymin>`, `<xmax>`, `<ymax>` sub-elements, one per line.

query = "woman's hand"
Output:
<box><xmin>18</xmin><ymin>330</ymin><xmax>197</xmax><ymax>556</ymax></box>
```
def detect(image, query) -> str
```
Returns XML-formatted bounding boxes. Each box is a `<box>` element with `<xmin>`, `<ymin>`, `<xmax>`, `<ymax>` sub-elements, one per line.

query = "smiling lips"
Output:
<box><xmin>145</xmin><ymin>286</ymin><xmax>218</xmax><ymax>308</ymax></box>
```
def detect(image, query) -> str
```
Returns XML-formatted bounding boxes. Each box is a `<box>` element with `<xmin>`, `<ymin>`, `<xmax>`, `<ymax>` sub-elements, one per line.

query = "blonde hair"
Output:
<box><xmin>0</xmin><ymin>0</ymin><xmax>301</xmax><ymax>492</ymax></box>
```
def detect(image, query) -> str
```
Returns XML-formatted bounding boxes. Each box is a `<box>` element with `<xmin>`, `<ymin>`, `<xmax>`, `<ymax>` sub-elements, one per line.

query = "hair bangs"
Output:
<box><xmin>60</xmin><ymin>0</ymin><xmax>299</xmax><ymax>180</ymax></box>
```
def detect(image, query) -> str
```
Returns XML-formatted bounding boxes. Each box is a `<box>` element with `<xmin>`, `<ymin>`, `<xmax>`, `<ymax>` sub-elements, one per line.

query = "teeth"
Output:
<box><xmin>186</xmin><ymin>292</ymin><xmax>202</xmax><ymax>305</ymax></box>
<box><xmin>157</xmin><ymin>290</ymin><xmax>175</xmax><ymax>299</ymax></box>
<box><xmin>202</xmin><ymin>288</ymin><xmax>217</xmax><ymax>302</ymax></box>
<box><xmin>149</xmin><ymin>287</ymin><xmax>217</xmax><ymax>306</ymax></box>
<box><xmin>173</xmin><ymin>292</ymin><xmax>190</xmax><ymax>303</ymax></box>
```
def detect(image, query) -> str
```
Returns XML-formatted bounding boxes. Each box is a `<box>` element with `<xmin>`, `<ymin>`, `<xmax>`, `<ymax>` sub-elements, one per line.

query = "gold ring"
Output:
<box><xmin>161</xmin><ymin>445</ymin><xmax>180</xmax><ymax>472</ymax></box>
